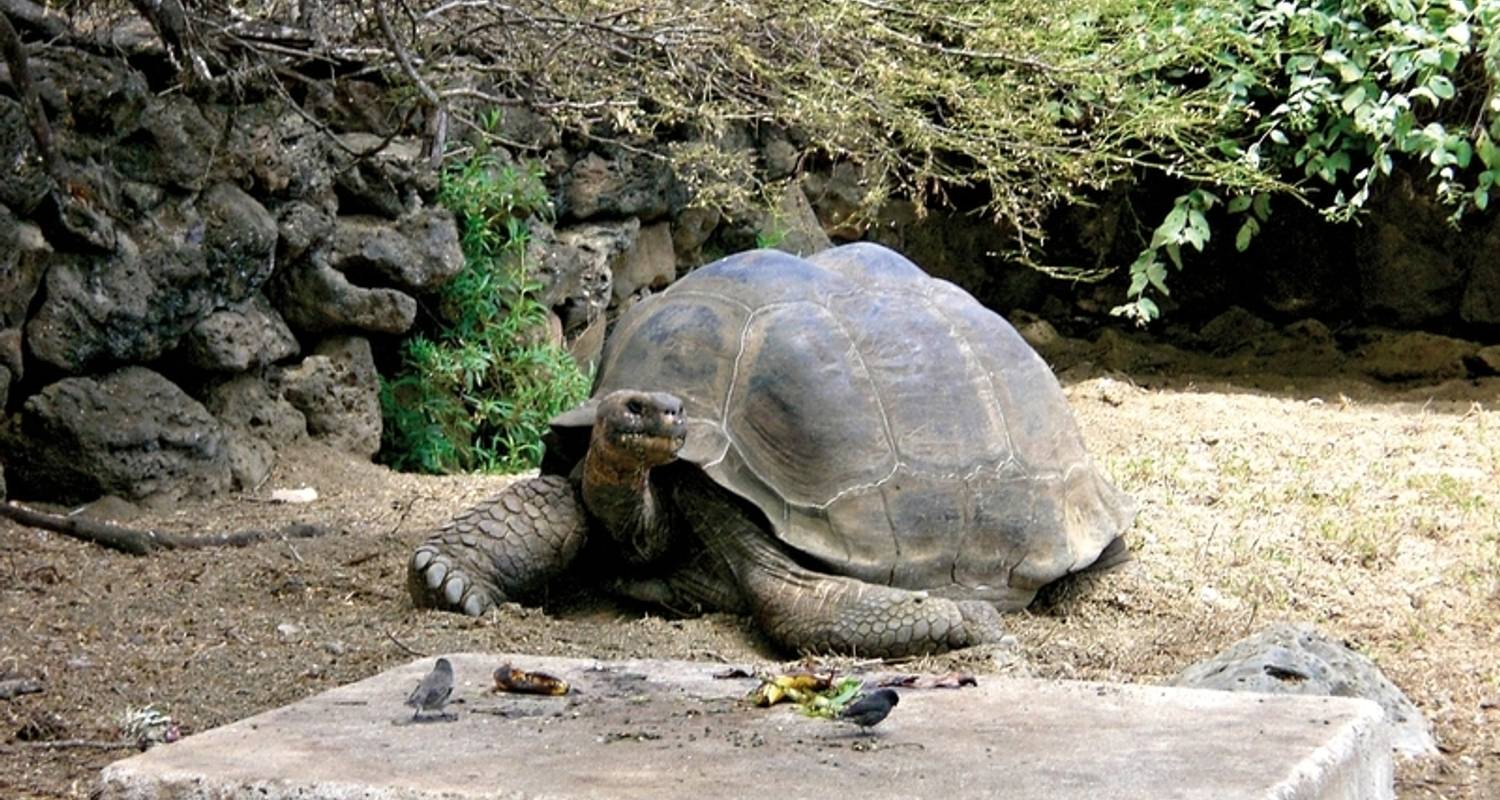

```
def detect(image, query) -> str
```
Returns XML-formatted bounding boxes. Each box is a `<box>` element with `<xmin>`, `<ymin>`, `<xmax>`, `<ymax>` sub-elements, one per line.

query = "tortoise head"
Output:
<box><xmin>591</xmin><ymin>390</ymin><xmax>687</xmax><ymax>469</ymax></box>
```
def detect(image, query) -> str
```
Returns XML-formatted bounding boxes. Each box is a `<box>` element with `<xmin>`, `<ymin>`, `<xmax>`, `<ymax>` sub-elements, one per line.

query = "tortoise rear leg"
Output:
<box><xmin>674</xmin><ymin>479</ymin><xmax>1006</xmax><ymax>657</ymax></box>
<box><xmin>610</xmin><ymin>548</ymin><xmax>749</xmax><ymax>617</ymax></box>
<box><xmin>408</xmin><ymin>475</ymin><xmax>588</xmax><ymax>616</ymax></box>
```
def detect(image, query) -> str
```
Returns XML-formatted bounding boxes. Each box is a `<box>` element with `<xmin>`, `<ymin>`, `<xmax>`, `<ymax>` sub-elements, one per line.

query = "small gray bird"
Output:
<box><xmin>840</xmin><ymin>687</ymin><xmax>899</xmax><ymax>732</ymax></box>
<box><xmin>405</xmin><ymin>657</ymin><xmax>455</xmax><ymax>720</ymax></box>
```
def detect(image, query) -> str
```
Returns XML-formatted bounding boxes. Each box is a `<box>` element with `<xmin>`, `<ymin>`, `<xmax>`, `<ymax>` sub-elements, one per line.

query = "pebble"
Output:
<box><xmin>276</xmin><ymin>623</ymin><xmax>302</xmax><ymax>641</ymax></box>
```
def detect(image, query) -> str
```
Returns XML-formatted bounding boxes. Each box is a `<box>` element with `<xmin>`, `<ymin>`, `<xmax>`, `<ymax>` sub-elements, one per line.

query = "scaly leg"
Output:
<box><xmin>408</xmin><ymin>475</ymin><xmax>588</xmax><ymax>616</ymax></box>
<box><xmin>673</xmin><ymin>476</ymin><xmax>1006</xmax><ymax>657</ymax></box>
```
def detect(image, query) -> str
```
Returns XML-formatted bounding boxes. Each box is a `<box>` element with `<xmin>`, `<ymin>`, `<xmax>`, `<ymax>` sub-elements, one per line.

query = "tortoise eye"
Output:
<box><xmin>626</xmin><ymin>399</ymin><xmax>645</xmax><ymax>415</ymax></box>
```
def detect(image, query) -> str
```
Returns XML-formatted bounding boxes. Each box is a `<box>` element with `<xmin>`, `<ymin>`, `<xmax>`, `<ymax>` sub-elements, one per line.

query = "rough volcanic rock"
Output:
<box><xmin>1172</xmin><ymin>622</ymin><xmax>1437</xmax><ymax>758</ymax></box>
<box><xmin>26</xmin><ymin>183</ymin><xmax>278</xmax><ymax>372</ymax></box>
<box><xmin>178</xmin><ymin>294</ymin><xmax>300</xmax><ymax>373</ymax></box>
<box><xmin>1355</xmin><ymin>330</ymin><xmax>1479</xmax><ymax>382</ymax></box>
<box><xmin>560</xmin><ymin>150</ymin><xmax>681</xmax><ymax>222</ymax></box>
<box><xmin>332</xmin><ymin>135</ymin><xmax>434</xmax><ymax>218</ymax></box>
<box><xmin>671</xmin><ymin>206</ymin><xmax>720</xmax><ymax>261</ymax></box>
<box><xmin>1355</xmin><ymin>171</ymin><xmax>1465</xmax><ymax>326</ymax></box>
<box><xmin>281</xmin><ymin>337</ymin><xmax>381</xmax><ymax>458</ymax></box>
<box><xmin>114</xmin><ymin>96</ymin><xmax>224</xmax><ymax>190</ymax></box>
<box><xmin>327</xmin><ymin>207</ymin><xmax>465</xmax><ymax>293</ymax></box>
<box><xmin>534</xmin><ymin>219</ymin><xmax>635</xmax><ymax>334</ymax></box>
<box><xmin>0</xmin><ymin>210</ymin><xmax>50</xmax><ymax>380</ymax></box>
<box><xmin>1460</xmin><ymin>216</ymin><xmax>1500</xmax><ymax>326</ymax></box>
<box><xmin>0</xmin><ymin>98</ymin><xmax>50</xmax><ymax>215</ymax></box>
<box><xmin>270</xmin><ymin>253</ymin><xmax>417</xmax><ymax>335</ymax></box>
<box><xmin>203</xmin><ymin>372</ymin><xmax>309</xmax><ymax>490</ymax></box>
<box><xmin>228</xmin><ymin>107</ymin><xmax>335</xmax><ymax>202</ymax></box>
<box><xmin>2</xmin><ymin>367</ymin><xmax>232</xmax><ymax>504</ymax></box>
<box><xmin>610</xmin><ymin>222</ymin><xmax>676</xmax><ymax>306</ymax></box>
<box><xmin>277</xmin><ymin>201</ymin><xmax>336</xmax><ymax>262</ymax></box>
<box><xmin>30</xmin><ymin>46</ymin><xmax>149</xmax><ymax>138</ymax></box>
<box><xmin>802</xmin><ymin>162</ymin><xmax>870</xmax><ymax>241</ymax></box>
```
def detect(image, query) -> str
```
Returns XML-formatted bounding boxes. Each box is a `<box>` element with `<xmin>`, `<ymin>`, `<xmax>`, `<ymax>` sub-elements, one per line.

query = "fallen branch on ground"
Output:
<box><xmin>0</xmin><ymin>502</ymin><xmax>334</xmax><ymax>556</ymax></box>
<box><xmin>0</xmin><ymin>739</ymin><xmax>136</xmax><ymax>753</ymax></box>
<box><xmin>0</xmin><ymin>678</ymin><xmax>44</xmax><ymax>700</ymax></box>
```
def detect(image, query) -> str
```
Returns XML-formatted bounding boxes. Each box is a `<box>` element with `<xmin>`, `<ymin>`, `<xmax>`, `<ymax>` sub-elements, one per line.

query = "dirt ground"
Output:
<box><xmin>2</xmin><ymin>353</ymin><xmax>1498</xmax><ymax>798</ymax></box>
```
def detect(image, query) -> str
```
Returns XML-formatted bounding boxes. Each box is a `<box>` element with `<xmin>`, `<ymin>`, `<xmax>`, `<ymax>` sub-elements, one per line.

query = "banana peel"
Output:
<box><xmin>493</xmin><ymin>663</ymin><xmax>570</xmax><ymax>695</ymax></box>
<box><xmin>748</xmin><ymin>672</ymin><xmax>864</xmax><ymax>718</ymax></box>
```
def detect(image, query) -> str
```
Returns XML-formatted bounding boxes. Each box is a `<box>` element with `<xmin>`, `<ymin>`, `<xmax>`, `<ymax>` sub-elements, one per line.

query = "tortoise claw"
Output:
<box><xmin>408</xmin><ymin>545</ymin><xmax>495</xmax><ymax>616</ymax></box>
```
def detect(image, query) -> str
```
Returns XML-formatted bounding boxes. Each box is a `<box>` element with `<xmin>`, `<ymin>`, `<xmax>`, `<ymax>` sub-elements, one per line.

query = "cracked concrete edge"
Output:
<box><xmin>1267</xmin><ymin>696</ymin><xmax>1394</xmax><ymax>800</ymax></box>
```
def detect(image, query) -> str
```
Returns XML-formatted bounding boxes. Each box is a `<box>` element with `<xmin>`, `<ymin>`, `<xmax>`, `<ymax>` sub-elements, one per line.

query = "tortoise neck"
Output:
<box><xmin>581</xmin><ymin>432</ymin><xmax>673</xmax><ymax>564</ymax></box>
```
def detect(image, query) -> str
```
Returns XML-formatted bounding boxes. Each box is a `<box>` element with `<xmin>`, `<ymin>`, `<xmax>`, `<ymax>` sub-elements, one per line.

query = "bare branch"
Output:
<box><xmin>1</xmin><ymin>501</ymin><xmax>336</xmax><ymax>556</ymax></box>
<box><xmin>0</xmin><ymin>10</ymin><xmax>56</xmax><ymax>179</ymax></box>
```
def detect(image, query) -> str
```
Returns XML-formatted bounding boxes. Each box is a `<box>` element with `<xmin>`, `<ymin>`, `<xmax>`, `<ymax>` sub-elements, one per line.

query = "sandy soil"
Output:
<box><xmin>2</xmin><ymin>358</ymin><xmax>1497</xmax><ymax>798</ymax></box>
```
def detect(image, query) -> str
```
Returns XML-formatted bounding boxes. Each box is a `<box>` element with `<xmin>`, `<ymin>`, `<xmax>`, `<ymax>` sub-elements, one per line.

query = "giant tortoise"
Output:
<box><xmin>408</xmin><ymin>242</ymin><xmax>1133</xmax><ymax>656</ymax></box>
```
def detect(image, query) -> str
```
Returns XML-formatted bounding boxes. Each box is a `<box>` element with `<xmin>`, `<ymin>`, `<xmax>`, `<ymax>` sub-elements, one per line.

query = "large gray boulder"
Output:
<box><xmin>269</xmin><ymin>253</ymin><xmax>418</xmax><ymax>335</ymax></box>
<box><xmin>178</xmin><ymin>294</ymin><xmax>300</xmax><ymax>373</ymax></box>
<box><xmin>1355</xmin><ymin>171</ymin><xmax>1465</xmax><ymax>326</ymax></box>
<box><xmin>1172</xmin><ymin>623</ymin><xmax>1437</xmax><ymax>758</ymax></box>
<box><xmin>281</xmin><ymin>337</ymin><xmax>381</xmax><ymax>458</ymax></box>
<box><xmin>560</xmin><ymin>150</ymin><xmax>682</xmax><ymax>221</ymax></box>
<box><xmin>2</xmin><ymin>367</ymin><xmax>232</xmax><ymax>504</ymax></box>
<box><xmin>26</xmin><ymin>183</ymin><xmax>278</xmax><ymax>372</ymax></box>
<box><xmin>327</xmin><ymin>207</ymin><xmax>465</xmax><ymax>293</ymax></box>
<box><xmin>203</xmin><ymin>372</ymin><xmax>309</xmax><ymax>490</ymax></box>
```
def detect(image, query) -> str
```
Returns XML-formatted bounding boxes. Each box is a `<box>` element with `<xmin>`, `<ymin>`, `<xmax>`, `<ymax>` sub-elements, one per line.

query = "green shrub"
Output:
<box><xmin>379</xmin><ymin>154</ymin><xmax>591</xmax><ymax>474</ymax></box>
<box><xmin>359</xmin><ymin>1</ymin><xmax>1498</xmax><ymax>322</ymax></box>
<box><xmin>1112</xmin><ymin>0</ymin><xmax>1500</xmax><ymax>322</ymax></box>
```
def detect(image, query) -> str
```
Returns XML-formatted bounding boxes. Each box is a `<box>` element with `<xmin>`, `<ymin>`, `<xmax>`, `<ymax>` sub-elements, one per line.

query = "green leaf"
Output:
<box><xmin>1152</xmin><ymin>205</ymin><xmax>1189</xmax><ymax>248</ymax></box>
<box><xmin>1478</xmin><ymin>133</ymin><xmax>1500</xmax><ymax>168</ymax></box>
<box><xmin>1227</xmin><ymin>195</ymin><xmax>1253</xmax><ymax>213</ymax></box>
<box><xmin>1269</xmin><ymin>129</ymin><xmax>1289</xmax><ymax>145</ymax></box>
<box><xmin>1146</xmin><ymin>260</ymin><xmax>1170</xmax><ymax>295</ymax></box>
<box><xmin>1341</xmin><ymin>85</ymin><xmax>1367</xmax><ymax>113</ymax></box>
<box><xmin>1165</xmin><ymin>242</ymin><xmax>1184</xmax><ymax>270</ymax></box>
<box><xmin>1235</xmin><ymin>218</ymin><xmax>1260</xmax><ymax>252</ymax></box>
<box><xmin>1477</xmin><ymin>187</ymin><xmax>1490</xmax><ymax>211</ymax></box>
<box><xmin>1252</xmin><ymin>193</ymin><xmax>1272</xmax><ymax>221</ymax></box>
<box><xmin>1428</xmin><ymin>75</ymin><xmax>1456</xmax><ymax>100</ymax></box>
<box><xmin>1446</xmin><ymin>23</ymin><xmax>1471</xmax><ymax>46</ymax></box>
<box><xmin>1454</xmin><ymin>139</ymin><xmax>1473</xmax><ymax>169</ymax></box>
<box><xmin>1186</xmin><ymin>209</ymin><xmax>1211</xmax><ymax>250</ymax></box>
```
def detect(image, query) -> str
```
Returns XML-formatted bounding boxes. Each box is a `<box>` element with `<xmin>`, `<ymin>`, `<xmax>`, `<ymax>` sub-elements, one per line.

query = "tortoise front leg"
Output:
<box><xmin>408</xmin><ymin>475</ymin><xmax>588</xmax><ymax>616</ymax></box>
<box><xmin>673</xmin><ymin>479</ymin><xmax>1006</xmax><ymax>657</ymax></box>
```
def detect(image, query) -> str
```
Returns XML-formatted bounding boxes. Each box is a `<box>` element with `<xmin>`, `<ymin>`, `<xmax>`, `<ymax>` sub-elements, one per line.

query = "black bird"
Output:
<box><xmin>839</xmin><ymin>687</ymin><xmax>899</xmax><ymax>732</ymax></box>
<box><xmin>406</xmin><ymin>657</ymin><xmax>455</xmax><ymax>720</ymax></box>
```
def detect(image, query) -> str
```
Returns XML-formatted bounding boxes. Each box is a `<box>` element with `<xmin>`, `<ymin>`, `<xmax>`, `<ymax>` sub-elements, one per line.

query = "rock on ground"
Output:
<box><xmin>281</xmin><ymin>337</ymin><xmax>381</xmax><ymax>459</ymax></box>
<box><xmin>1171</xmin><ymin>622</ymin><xmax>1437</xmax><ymax>759</ymax></box>
<box><xmin>2</xmin><ymin>367</ymin><xmax>232</xmax><ymax>504</ymax></box>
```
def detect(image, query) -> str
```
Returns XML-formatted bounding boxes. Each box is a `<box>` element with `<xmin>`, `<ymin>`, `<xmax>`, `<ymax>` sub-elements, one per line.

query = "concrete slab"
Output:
<box><xmin>97</xmin><ymin>653</ymin><xmax>1393</xmax><ymax>800</ymax></box>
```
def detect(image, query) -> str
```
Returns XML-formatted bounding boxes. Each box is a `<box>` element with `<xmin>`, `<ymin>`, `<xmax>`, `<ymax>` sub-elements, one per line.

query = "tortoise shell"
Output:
<box><xmin>552</xmin><ymin>243</ymin><xmax>1132</xmax><ymax>609</ymax></box>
